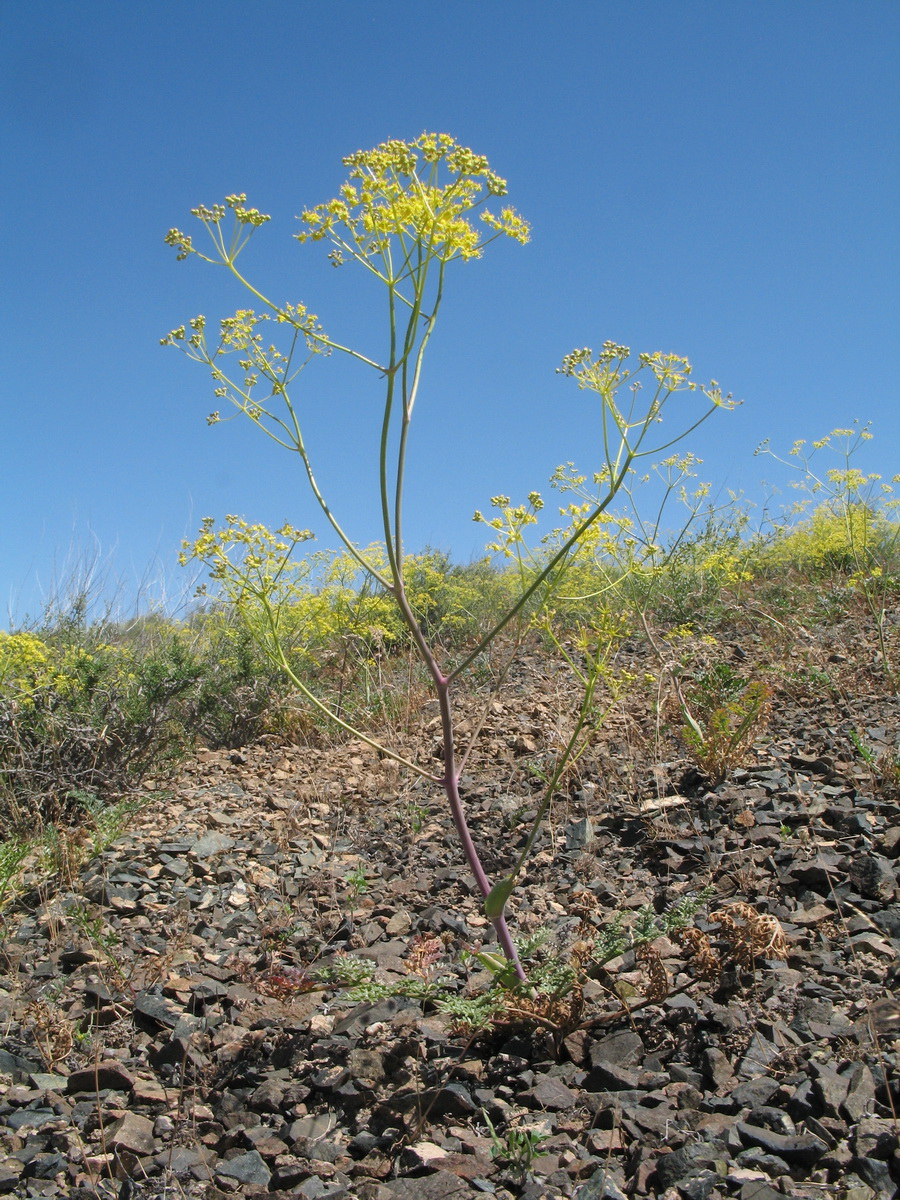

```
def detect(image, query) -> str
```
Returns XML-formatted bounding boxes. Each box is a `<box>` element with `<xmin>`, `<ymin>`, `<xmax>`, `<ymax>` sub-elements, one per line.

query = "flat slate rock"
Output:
<box><xmin>65</xmin><ymin>1061</ymin><xmax>135</xmax><ymax>1093</ymax></box>
<box><xmin>383</xmin><ymin>1174</ymin><xmax>473</xmax><ymax>1198</ymax></box>
<box><xmin>215</xmin><ymin>1149</ymin><xmax>272</xmax><ymax>1186</ymax></box>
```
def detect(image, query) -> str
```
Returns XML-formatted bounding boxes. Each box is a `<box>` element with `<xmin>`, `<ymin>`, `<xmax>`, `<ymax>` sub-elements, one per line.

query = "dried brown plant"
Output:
<box><xmin>709</xmin><ymin>901</ymin><xmax>788</xmax><ymax>967</ymax></box>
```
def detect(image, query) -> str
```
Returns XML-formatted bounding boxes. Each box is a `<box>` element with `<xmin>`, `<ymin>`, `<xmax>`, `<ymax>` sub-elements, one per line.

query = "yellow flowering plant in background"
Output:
<box><xmin>166</xmin><ymin>133</ymin><xmax>734</xmax><ymax>981</ymax></box>
<box><xmin>758</xmin><ymin>423</ymin><xmax>900</xmax><ymax>689</ymax></box>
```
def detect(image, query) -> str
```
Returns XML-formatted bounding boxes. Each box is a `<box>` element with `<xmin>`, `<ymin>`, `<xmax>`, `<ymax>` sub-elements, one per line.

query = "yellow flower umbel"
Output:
<box><xmin>297</xmin><ymin>133</ymin><xmax>530</xmax><ymax>274</ymax></box>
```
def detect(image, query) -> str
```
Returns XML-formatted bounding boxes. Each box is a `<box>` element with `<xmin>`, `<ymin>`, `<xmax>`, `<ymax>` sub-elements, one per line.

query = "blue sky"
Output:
<box><xmin>2</xmin><ymin>1</ymin><xmax>898</xmax><ymax>626</ymax></box>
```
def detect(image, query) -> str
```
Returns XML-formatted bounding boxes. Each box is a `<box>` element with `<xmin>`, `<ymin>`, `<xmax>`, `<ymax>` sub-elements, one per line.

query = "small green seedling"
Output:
<box><xmin>344</xmin><ymin>865</ymin><xmax>368</xmax><ymax>899</ymax></box>
<box><xmin>482</xmin><ymin>1110</ymin><xmax>549</xmax><ymax>1179</ymax></box>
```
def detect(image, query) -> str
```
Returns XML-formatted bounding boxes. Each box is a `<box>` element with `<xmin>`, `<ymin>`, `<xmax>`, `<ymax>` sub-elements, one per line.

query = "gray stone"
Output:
<box><xmin>0</xmin><ymin>1050</ymin><xmax>41</xmax><ymax>1083</ymax></box>
<box><xmin>679</xmin><ymin>1171</ymin><xmax>720</xmax><ymax>1200</ymax></box>
<box><xmin>654</xmin><ymin>1142</ymin><xmax>726</xmax><ymax>1188</ymax></box>
<box><xmin>271</xmin><ymin>1156</ymin><xmax>315</xmax><ymax>1189</ymax></box>
<box><xmin>854</xmin><ymin>1116</ymin><xmax>898</xmax><ymax>1160</ymax></box>
<box><xmin>736</xmin><ymin>1122</ymin><xmax>828</xmax><ymax>1167</ymax></box>
<box><xmin>300</xmin><ymin>1139</ymin><xmax>345</xmax><ymax>1165</ymax></box>
<box><xmin>348</xmin><ymin>1130</ymin><xmax>380</xmax><ymax>1157</ymax></box>
<box><xmin>628</xmin><ymin>1102</ymin><xmax>680</xmax><ymax>1138</ymax></box>
<box><xmin>359</xmin><ymin>938</ymin><xmax>409</xmax><ymax>973</ymax></box>
<box><xmin>4</xmin><ymin>1108</ymin><xmax>57</xmax><ymax>1131</ymax></box>
<box><xmin>850</xmin><ymin>854</ymin><xmax>897</xmax><ymax>902</ymax></box>
<box><xmin>107</xmin><ymin>1111</ymin><xmax>157</xmax><ymax>1155</ymax></box>
<box><xmin>190</xmin><ymin>830</ymin><xmax>236</xmax><ymax>858</ymax></box>
<box><xmin>702</xmin><ymin>1047</ymin><xmax>734</xmax><ymax>1088</ymax></box>
<box><xmin>873</xmin><ymin>906</ymin><xmax>900</xmax><ymax>938</ymax></box>
<box><xmin>737</xmin><ymin>1032</ymin><xmax>779</xmax><ymax>1077</ymax></box>
<box><xmin>739</xmin><ymin>1183</ymin><xmax>784</xmax><ymax>1200</ymax></box>
<box><xmin>216</xmin><ymin>1149</ymin><xmax>272</xmax><ymax>1186</ymax></box>
<box><xmin>566</xmin><ymin>817</ymin><xmax>594</xmax><ymax>849</ymax></box>
<box><xmin>804</xmin><ymin>1114</ymin><xmax>838</xmax><ymax>1149</ymax></box>
<box><xmin>583</xmin><ymin>1060</ymin><xmax>640</xmax><ymax>1091</ymax></box>
<box><xmin>384</xmin><ymin>1173</ymin><xmax>470</xmax><ymax>1198</ymax></box>
<box><xmin>735</xmin><ymin>1147</ymin><xmax>790</xmax><ymax>1176</ymax></box>
<box><xmin>384</xmin><ymin>910</ymin><xmax>412</xmax><ymax>935</ymax></box>
<box><xmin>332</xmin><ymin>996</ymin><xmax>419</xmax><ymax>1035</ymax></box>
<box><xmin>290</xmin><ymin>1112</ymin><xmax>338</xmax><ymax>1142</ymax></box>
<box><xmin>528</xmin><ymin>1075</ymin><xmax>578</xmax><ymax>1110</ymax></box>
<box><xmin>0</xmin><ymin>1163</ymin><xmax>23</xmax><ymax>1194</ymax></box>
<box><xmin>745</xmin><ymin>1105</ymin><xmax>795</xmax><ymax>1136</ymax></box>
<box><xmin>785</xmin><ymin>1077</ymin><xmax>817</xmax><ymax>1120</ymax></box>
<box><xmin>668</xmin><ymin>1062</ymin><xmax>705</xmax><ymax>1088</ymax></box>
<box><xmin>841</xmin><ymin>1179</ymin><xmax>879</xmax><ymax>1200</ymax></box>
<box><xmin>581</xmin><ymin>1089</ymin><xmax>646</xmax><ymax>1119</ymax></box>
<box><xmin>28</xmin><ymin>1073</ymin><xmax>68</xmax><ymax>1092</ymax></box>
<box><xmin>133</xmin><ymin>990</ymin><xmax>183</xmax><ymax>1029</ymax></box>
<box><xmin>842</xmin><ymin>1061</ymin><xmax>877</xmax><ymax>1123</ymax></box>
<box><xmin>311</xmin><ymin>1065</ymin><xmax>351</xmax><ymax>1092</ymax></box>
<box><xmin>575</xmin><ymin>1169</ymin><xmax>629</xmax><ymax>1200</ymax></box>
<box><xmin>729</xmin><ymin>1076</ymin><xmax>779</xmax><ymax>1109</ymax></box>
<box><xmin>249</xmin><ymin>1078</ymin><xmax>285</xmax><ymax>1112</ymax></box>
<box><xmin>588</xmin><ymin>1029</ymin><xmax>644</xmax><ymax>1068</ymax></box>
<box><xmin>153</xmin><ymin>1145</ymin><xmax>214</xmax><ymax>1176</ymax></box>
<box><xmin>852</xmin><ymin>1156</ymin><xmax>897</xmax><ymax>1200</ymax></box>
<box><xmin>297</xmin><ymin>1178</ymin><xmax>342</xmax><ymax>1199</ymax></box>
<box><xmin>812</xmin><ymin>1061</ymin><xmax>850</xmax><ymax>1116</ymax></box>
<box><xmin>427</xmin><ymin>1081</ymin><xmax>476</xmax><ymax>1117</ymax></box>
<box><xmin>347</xmin><ymin>1048</ymin><xmax>386</xmax><ymax>1083</ymax></box>
<box><xmin>26</xmin><ymin>1152</ymin><xmax>67</xmax><ymax>1179</ymax></box>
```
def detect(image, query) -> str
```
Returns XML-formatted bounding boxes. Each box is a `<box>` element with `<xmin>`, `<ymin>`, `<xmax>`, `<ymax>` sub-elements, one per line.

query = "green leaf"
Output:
<box><xmin>484</xmin><ymin>875</ymin><xmax>516</xmax><ymax>921</ymax></box>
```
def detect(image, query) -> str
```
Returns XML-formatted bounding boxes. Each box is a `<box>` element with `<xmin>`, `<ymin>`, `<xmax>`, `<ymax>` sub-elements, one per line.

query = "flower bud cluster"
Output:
<box><xmin>295</xmin><ymin>133</ymin><xmax>530</xmax><ymax>268</ymax></box>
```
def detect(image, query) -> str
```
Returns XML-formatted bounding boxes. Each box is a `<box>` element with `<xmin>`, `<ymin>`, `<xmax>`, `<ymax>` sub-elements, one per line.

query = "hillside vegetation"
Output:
<box><xmin>2</xmin><ymin>454</ymin><xmax>898</xmax><ymax>873</ymax></box>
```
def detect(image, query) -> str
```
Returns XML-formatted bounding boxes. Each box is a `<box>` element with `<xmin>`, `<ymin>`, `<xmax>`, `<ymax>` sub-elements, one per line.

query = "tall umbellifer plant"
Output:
<box><xmin>164</xmin><ymin>133</ymin><xmax>733</xmax><ymax>980</ymax></box>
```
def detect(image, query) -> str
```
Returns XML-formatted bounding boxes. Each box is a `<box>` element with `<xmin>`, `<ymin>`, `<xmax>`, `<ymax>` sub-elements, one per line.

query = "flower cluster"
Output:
<box><xmin>180</xmin><ymin>516</ymin><xmax>315</xmax><ymax>604</ymax></box>
<box><xmin>296</xmin><ymin>133</ymin><xmax>530</xmax><ymax>271</ymax></box>
<box><xmin>473</xmin><ymin>492</ymin><xmax>545</xmax><ymax>558</ymax></box>
<box><xmin>165</xmin><ymin>194</ymin><xmax>270</xmax><ymax>262</ymax></box>
<box><xmin>558</xmin><ymin>343</ymin><xmax>734</xmax><ymax>413</ymax></box>
<box><xmin>162</xmin><ymin>303</ymin><xmax>328</xmax><ymax>438</ymax></box>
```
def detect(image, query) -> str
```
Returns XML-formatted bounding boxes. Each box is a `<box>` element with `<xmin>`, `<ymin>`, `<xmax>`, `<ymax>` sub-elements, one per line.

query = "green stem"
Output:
<box><xmin>258</xmin><ymin>595</ymin><xmax>440</xmax><ymax>782</ymax></box>
<box><xmin>508</xmin><ymin>634</ymin><xmax>609</xmax><ymax>883</ymax></box>
<box><xmin>379</xmin><ymin>346</ymin><xmax>400</xmax><ymax>580</ymax></box>
<box><xmin>223</xmin><ymin>258</ymin><xmax>384</xmax><ymax>372</ymax></box>
<box><xmin>448</xmin><ymin>462</ymin><xmax>634</xmax><ymax>683</ymax></box>
<box><xmin>394</xmin><ymin>270</ymin><xmax>444</xmax><ymax>567</ymax></box>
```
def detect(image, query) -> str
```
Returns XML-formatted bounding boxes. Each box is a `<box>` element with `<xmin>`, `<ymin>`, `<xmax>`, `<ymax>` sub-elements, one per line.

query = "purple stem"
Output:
<box><xmin>392</xmin><ymin>581</ymin><xmax>526</xmax><ymax>982</ymax></box>
<box><xmin>435</xmin><ymin>678</ymin><xmax>526</xmax><ymax>983</ymax></box>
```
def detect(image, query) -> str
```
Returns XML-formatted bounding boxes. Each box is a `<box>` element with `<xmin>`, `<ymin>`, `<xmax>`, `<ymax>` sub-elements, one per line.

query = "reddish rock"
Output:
<box><xmin>65</xmin><ymin>1061</ymin><xmax>135</xmax><ymax>1094</ymax></box>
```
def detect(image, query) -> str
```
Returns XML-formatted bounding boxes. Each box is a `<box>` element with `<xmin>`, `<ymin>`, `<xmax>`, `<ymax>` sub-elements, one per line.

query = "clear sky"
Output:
<box><xmin>2</xmin><ymin>1</ymin><xmax>898</xmax><ymax>626</ymax></box>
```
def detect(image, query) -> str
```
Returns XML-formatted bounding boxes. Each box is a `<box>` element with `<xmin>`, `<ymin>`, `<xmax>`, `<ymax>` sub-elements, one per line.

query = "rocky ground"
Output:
<box><xmin>2</xmin><ymin>610</ymin><xmax>900</xmax><ymax>1200</ymax></box>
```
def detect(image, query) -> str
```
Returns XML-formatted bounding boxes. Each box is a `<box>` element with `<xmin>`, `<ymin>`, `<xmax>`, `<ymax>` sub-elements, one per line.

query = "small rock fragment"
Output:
<box><xmin>107</xmin><ymin>1111</ymin><xmax>157</xmax><ymax>1155</ymax></box>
